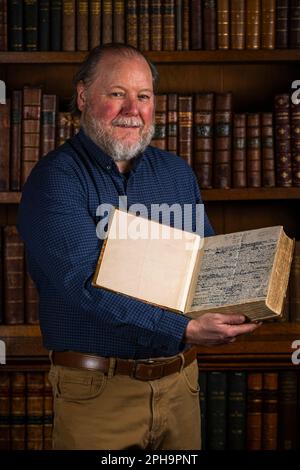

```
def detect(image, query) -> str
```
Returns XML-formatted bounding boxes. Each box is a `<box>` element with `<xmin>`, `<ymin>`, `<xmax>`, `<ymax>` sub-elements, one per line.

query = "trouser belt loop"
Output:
<box><xmin>179</xmin><ymin>352</ymin><xmax>185</xmax><ymax>373</ymax></box>
<box><xmin>108</xmin><ymin>357</ymin><xmax>117</xmax><ymax>379</ymax></box>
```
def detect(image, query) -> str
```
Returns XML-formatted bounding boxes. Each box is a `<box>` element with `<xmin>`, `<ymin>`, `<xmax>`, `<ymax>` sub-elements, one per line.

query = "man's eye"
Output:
<box><xmin>110</xmin><ymin>92</ymin><xmax>125</xmax><ymax>98</ymax></box>
<box><xmin>139</xmin><ymin>94</ymin><xmax>151</xmax><ymax>101</ymax></box>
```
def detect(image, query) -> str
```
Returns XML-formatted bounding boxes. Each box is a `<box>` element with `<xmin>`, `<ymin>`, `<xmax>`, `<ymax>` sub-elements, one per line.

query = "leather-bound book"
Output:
<box><xmin>278</xmin><ymin>370</ymin><xmax>298</xmax><ymax>449</ymax></box>
<box><xmin>0</xmin><ymin>228</ymin><xmax>2</xmax><ymax>323</ymax></box>
<box><xmin>178</xmin><ymin>95</ymin><xmax>193</xmax><ymax>166</ymax></box>
<box><xmin>139</xmin><ymin>0</ymin><xmax>150</xmax><ymax>51</ymax></box>
<box><xmin>150</xmin><ymin>0</ymin><xmax>162</xmax><ymax>51</ymax></box>
<box><xmin>214</xmin><ymin>92</ymin><xmax>232</xmax><ymax>188</ymax></box>
<box><xmin>246</xmin><ymin>0</ymin><xmax>260</xmax><ymax>49</ymax></box>
<box><xmin>290</xmin><ymin>101</ymin><xmax>300</xmax><ymax>187</ymax></box>
<box><xmin>247</xmin><ymin>372</ymin><xmax>263</xmax><ymax>450</ymax></box>
<box><xmin>10</xmin><ymin>372</ymin><xmax>26</xmax><ymax>450</ymax></box>
<box><xmin>39</xmin><ymin>0</ymin><xmax>50</xmax><ymax>51</ymax></box>
<box><xmin>163</xmin><ymin>0</ymin><xmax>175</xmax><ymax>51</ymax></box>
<box><xmin>232</xmin><ymin>113</ymin><xmax>247</xmax><ymax>188</ymax></box>
<box><xmin>261</xmin><ymin>0</ymin><xmax>275</xmax><ymax>49</ymax></box>
<box><xmin>289</xmin><ymin>0</ymin><xmax>300</xmax><ymax>48</ymax></box>
<box><xmin>24</xmin><ymin>0</ymin><xmax>38</xmax><ymax>51</ymax></box>
<box><xmin>113</xmin><ymin>0</ymin><xmax>125</xmax><ymax>43</ymax></box>
<box><xmin>227</xmin><ymin>371</ymin><xmax>246</xmax><ymax>450</ymax></box>
<box><xmin>0</xmin><ymin>0</ymin><xmax>7</xmax><ymax>51</ymax></box>
<box><xmin>247</xmin><ymin>113</ymin><xmax>261</xmax><ymax>188</ymax></box>
<box><xmin>3</xmin><ymin>226</ymin><xmax>24</xmax><ymax>325</ymax></box>
<box><xmin>191</xmin><ymin>0</ymin><xmax>202</xmax><ymax>50</ymax></box>
<box><xmin>262</xmin><ymin>372</ymin><xmax>278</xmax><ymax>450</ymax></box>
<box><xmin>261</xmin><ymin>112</ymin><xmax>275</xmax><ymax>187</ymax></box>
<box><xmin>77</xmin><ymin>0</ymin><xmax>88</xmax><ymax>51</ymax></box>
<box><xmin>167</xmin><ymin>93</ymin><xmax>178</xmax><ymax>154</ymax></box>
<box><xmin>43</xmin><ymin>372</ymin><xmax>53</xmax><ymax>450</ymax></box>
<box><xmin>72</xmin><ymin>114</ymin><xmax>81</xmax><ymax>135</ymax></box>
<box><xmin>10</xmin><ymin>90</ymin><xmax>22</xmax><ymax>191</ymax></box>
<box><xmin>207</xmin><ymin>371</ymin><xmax>227</xmax><ymax>450</ymax></box>
<box><xmin>290</xmin><ymin>241</ymin><xmax>300</xmax><ymax>322</ymax></box>
<box><xmin>203</xmin><ymin>0</ymin><xmax>216</xmax><ymax>50</ymax></box>
<box><xmin>275</xmin><ymin>0</ymin><xmax>288</xmax><ymax>49</ymax></box>
<box><xmin>217</xmin><ymin>0</ymin><xmax>229</xmax><ymax>50</ymax></box>
<box><xmin>230</xmin><ymin>0</ymin><xmax>245</xmax><ymax>49</ymax></box>
<box><xmin>8</xmin><ymin>0</ymin><xmax>23</xmax><ymax>51</ymax></box>
<box><xmin>89</xmin><ymin>0</ymin><xmax>101</xmax><ymax>49</ymax></box>
<box><xmin>57</xmin><ymin>112</ymin><xmax>73</xmax><ymax>146</ymax></box>
<box><xmin>0</xmin><ymin>99</ymin><xmax>10</xmax><ymax>191</ymax></box>
<box><xmin>126</xmin><ymin>0</ymin><xmax>138</xmax><ymax>47</ymax></box>
<box><xmin>0</xmin><ymin>372</ymin><xmax>10</xmax><ymax>449</ymax></box>
<box><xmin>182</xmin><ymin>0</ymin><xmax>190</xmax><ymax>50</ymax></box>
<box><xmin>50</xmin><ymin>0</ymin><xmax>62</xmax><ymax>51</ymax></box>
<box><xmin>25</xmin><ymin>269</ymin><xmax>39</xmax><ymax>324</ymax></box>
<box><xmin>41</xmin><ymin>94</ymin><xmax>58</xmax><ymax>157</ymax></box>
<box><xmin>21</xmin><ymin>86</ymin><xmax>42</xmax><ymax>187</ymax></box>
<box><xmin>274</xmin><ymin>93</ymin><xmax>292</xmax><ymax>187</ymax></box>
<box><xmin>198</xmin><ymin>371</ymin><xmax>207</xmax><ymax>449</ymax></box>
<box><xmin>62</xmin><ymin>0</ymin><xmax>75</xmax><ymax>51</ymax></box>
<box><xmin>194</xmin><ymin>92</ymin><xmax>214</xmax><ymax>189</ymax></box>
<box><xmin>176</xmin><ymin>0</ymin><xmax>183</xmax><ymax>50</ymax></box>
<box><xmin>151</xmin><ymin>94</ymin><xmax>167</xmax><ymax>150</ymax></box>
<box><xmin>26</xmin><ymin>372</ymin><xmax>44</xmax><ymax>450</ymax></box>
<box><xmin>102</xmin><ymin>0</ymin><xmax>112</xmax><ymax>43</ymax></box>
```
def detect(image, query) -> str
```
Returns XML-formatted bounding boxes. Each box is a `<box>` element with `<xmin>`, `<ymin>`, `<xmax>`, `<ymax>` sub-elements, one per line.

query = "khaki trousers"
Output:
<box><xmin>48</xmin><ymin>358</ymin><xmax>201</xmax><ymax>450</ymax></box>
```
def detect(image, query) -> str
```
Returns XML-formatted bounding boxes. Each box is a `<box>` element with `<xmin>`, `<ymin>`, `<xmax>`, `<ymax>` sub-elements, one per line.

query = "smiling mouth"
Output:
<box><xmin>114</xmin><ymin>124</ymin><xmax>141</xmax><ymax>128</ymax></box>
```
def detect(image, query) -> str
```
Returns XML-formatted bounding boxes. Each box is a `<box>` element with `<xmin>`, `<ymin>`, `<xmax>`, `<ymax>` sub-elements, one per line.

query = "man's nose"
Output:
<box><xmin>122</xmin><ymin>96</ymin><xmax>139</xmax><ymax>115</ymax></box>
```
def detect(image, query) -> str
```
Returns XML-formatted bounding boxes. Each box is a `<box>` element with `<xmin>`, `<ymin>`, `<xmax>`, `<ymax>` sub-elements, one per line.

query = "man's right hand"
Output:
<box><xmin>183</xmin><ymin>312</ymin><xmax>261</xmax><ymax>347</ymax></box>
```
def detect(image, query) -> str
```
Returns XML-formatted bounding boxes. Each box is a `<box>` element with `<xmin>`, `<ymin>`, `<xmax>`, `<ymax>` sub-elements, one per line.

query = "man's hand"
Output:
<box><xmin>184</xmin><ymin>313</ymin><xmax>261</xmax><ymax>347</ymax></box>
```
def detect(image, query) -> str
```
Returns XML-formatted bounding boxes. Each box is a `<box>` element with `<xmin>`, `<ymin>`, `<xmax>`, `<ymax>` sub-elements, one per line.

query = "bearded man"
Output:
<box><xmin>17</xmin><ymin>44</ymin><xmax>259</xmax><ymax>450</ymax></box>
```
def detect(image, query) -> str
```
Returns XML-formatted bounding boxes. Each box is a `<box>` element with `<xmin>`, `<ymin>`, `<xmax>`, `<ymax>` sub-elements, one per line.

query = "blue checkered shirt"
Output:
<box><xmin>17</xmin><ymin>129</ymin><xmax>214</xmax><ymax>359</ymax></box>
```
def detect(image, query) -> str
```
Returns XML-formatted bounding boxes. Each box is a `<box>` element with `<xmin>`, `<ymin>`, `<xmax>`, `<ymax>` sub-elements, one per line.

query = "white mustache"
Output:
<box><xmin>112</xmin><ymin>117</ymin><xmax>143</xmax><ymax>128</ymax></box>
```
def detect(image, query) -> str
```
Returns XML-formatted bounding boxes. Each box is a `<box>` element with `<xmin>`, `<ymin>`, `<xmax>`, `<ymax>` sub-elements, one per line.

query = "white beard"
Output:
<box><xmin>81</xmin><ymin>110</ymin><xmax>155</xmax><ymax>162</ymax></box>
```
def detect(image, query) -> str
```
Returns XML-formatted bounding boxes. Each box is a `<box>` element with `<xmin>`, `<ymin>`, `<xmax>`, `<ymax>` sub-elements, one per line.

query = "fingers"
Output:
<box><xmin>228</xmin><ymin>322</ymin><xmax>261</xmax><ymax>337</ymax></box>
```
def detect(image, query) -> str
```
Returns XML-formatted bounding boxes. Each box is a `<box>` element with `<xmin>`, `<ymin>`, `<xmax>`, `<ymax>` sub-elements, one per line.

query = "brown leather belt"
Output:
<box><xmin>51</xmin><ymin>347</ymin><xmax>197</xmax><ymax>381</ymax></box>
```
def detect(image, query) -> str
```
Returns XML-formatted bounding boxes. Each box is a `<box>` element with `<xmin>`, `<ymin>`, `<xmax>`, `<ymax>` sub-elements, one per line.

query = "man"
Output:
<box><xmin>17</xmin><ymin>44</ymin><xmax>259</xmax><ymax>450</ymax></box>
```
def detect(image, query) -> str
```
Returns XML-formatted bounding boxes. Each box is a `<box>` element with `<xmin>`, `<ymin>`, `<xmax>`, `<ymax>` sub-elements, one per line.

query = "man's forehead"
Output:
<box><xmin>94</xmin><ymin>54</ymin><xmax>152</xmax><ymax>80</ymax></box>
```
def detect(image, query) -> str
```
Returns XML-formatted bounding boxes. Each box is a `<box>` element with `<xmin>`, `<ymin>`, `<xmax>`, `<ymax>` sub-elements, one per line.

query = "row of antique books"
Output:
<box><xmin>0</xmin><ymin>225</ymin><xmax>299</xmax><ymax>324</ymax></box>
<box><xmin>0</xmin><ymin>1</ymin><xmax>299</xmax><ymax>52</ymax></box>
<box><xmin>198</xmin><ymin>369</ymin><xmax>300</xmax><ymax>450</ymax></box>
<box><xmin>0</xmin><ymin>86</ymin><xmax>300</xmax><ymax>191</ymax></box>
<box><xmin>0</xmin><ymin>371</ymin><xmax>52</xmax><ymax>450</ymax></box>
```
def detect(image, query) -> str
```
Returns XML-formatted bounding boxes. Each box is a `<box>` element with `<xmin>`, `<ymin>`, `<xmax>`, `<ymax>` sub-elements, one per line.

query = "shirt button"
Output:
<box><xmin>106</xmin><ymin>165</ymin><xmax>111</xmax><ymax>170</ymax></box>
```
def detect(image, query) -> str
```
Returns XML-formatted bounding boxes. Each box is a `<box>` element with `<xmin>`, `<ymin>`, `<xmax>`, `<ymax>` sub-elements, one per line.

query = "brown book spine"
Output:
<box><xmin>247</xmin><ymin>113</ymin><xmax>261</xmax><ymax>187</ymax></box>
<box><xmin>151</xmin><ymin>94</ymin><xmax>167</xmax><ymax>150</ymax></box>
<box><xmin>139</xmin><ymin>0</ymin><xmax>150</xmax><ymax>51</ymax></box>
<box><xmin>278</xmin><ymin>370</ymin><xmax>298</xmax><ymax>449</ymax></box>
<box><xmin>291</xmin><ymin>101</ymin><xmax>300</xmax><ymax>187</ymax></box>
<box><xmin>178</xmin><ymin>95</ymin><xmax>193</xmax><ymax>166</ymax></box>
<box><xmin>0</xmin><ymin>99</ymin><xmax>10</xmax><ymax>191</ymax></box>
<box><xmin>62</xmin><ymin>0</ymin><xmax>75</xmax><ymax>51</ymax></box>
<box><xmin>246</xmin><ymin>0</ymin><xmax>260</xmax><ymax>49</ymax></box>
<box><xmin>72</xmin><ymin>114</ymin><xmax>81</xmax><ymax>135</ymax></box>
<box><xmin>3</xmin><ymin>226</ymin><xmax>24</xmax><ymax>325</ymax></box>
<box><xmin>0</xmin><ymin>0</ymin><xmax>8</xmax><ymax>51</ymax></box>
<box><xmin>24</xmin><ymin>0</ymin><xmax>38</xmax><ymax>51</ymax></box>
<box><xmin>261</xmin><ymin>112</ymin><xmax>275</xmax><ymax>187</ymax></box>
<box><xmin>43</xmin><ymin>372</ymin><xmax>53</xmax><ymax>450</ymax></box>
<box><xmin>230</xmin><ymin>0</ymin><xmax>245</xmax><ymax>49</ymax></box>
<box><xmin>217</xmin><ymin>0</ymin><xmax>229</xmax><ymax>50</ymax></box>
<box><xmin>163</xmin><ymin>0</ymin><xmax>175</xmax><ymax>51</ymax></box>
<box><xmin>176</xmin><ymin>0</ymin><xmax>183</xmax><ymax>50</ymax></box>
<box><xmin>275</xmin><ymin>0</ymin><xmax>288</xmax><ymax>48</ymax></box>
<box><xmin>22</xmin><ymin>86</ymin><xmax>42</xmax><ymax>187</ymax></box>
<box><xmin>150</xmin><ymin>0</ymin><xmax>162</xmax><ymax>51</ymax></box>
<box><xmin>41</xmin><ymin>94</ymin><xmax>58</xmax><ymax>156</ymax></box>
<box><xmin>113</xmin><ymin>0</ymin><xmax>125</xmax><ymax>43</ymax></box>
<box><xmin>274</xmin><ymin>93</ymin><xmax>292</xmax><ymax>187</ymax></box>
<box><xmin>0</xmin><ymin>372</ymin><xmax>10</xmax><ymax>450</ymax></box>
<box><xmin>203</xmin><ymin>0</ymin><xmax>217</xmax><ymax>50</ymax></box>
<box><xmin>77</xmin><ymin>0</ymin><xmax>88</xmax><ymax>51</ymax></box>
<box><xmin>290</xmin><ymin>241</ymin><xmax>300</xmax><ymax>322</ymax></box>
<box><xmin>10</xmin><ymin>91</ymin><xmax>22</xmax><ymax>191</ymax></box>
<box><xmin>57</xmin><ymin>112</ymin><xmax>73</xmax><ymax>146</ymax></box>
<box><xmin>167</xmin><ymin>93</ymin><xmax>178</xmax><ymax>154</ymax></box>
<box><xmin>214</xmin><ymin>92</ymin><xmax>232</xmax><ymax>188</ymax></box>
<box><xmin>102</xmin><ymin>0</ymin><xmax>112</xmax><ymax>43</ymax></box>
<box><xmin>26</xmin><ymin>372</ymin><xmax>44</xmax><ymax>450</ymax></box>
<box><xmin>247</xmin><ymin>372</ymin><xmax>263</xmax><ymax>450</ymax></box>
<box><xmin>10</xmin><ymin>372</ymin><xmax>26</xmax><ymax>450</ymax></box>
<box><xmin>191</xmin><ymin>0</ymin><xmax>202</xmax><ymax>50</ymax></box>
<box><xmin>126</xmin><ymin>0</ymin><xmax>138</xmax><ymax>47</ymax></box>
<box><xmin>262</xmin><ymin>372</ymin><xmax>278</xmax><ymax>450</ymax></box>
<box><xmin>289</xmin><ymin>0</ymin><xmax>300</xmax><ymax>48</ymax></box>
<box><xmin>194</xmin><ymin>92</ymin><xmax>214</xmax><ymax>189</ymax></box>
<box><xmin>25</xmin><ymin>270</ymin><xmax>39</xmax><ymax>324</ymax></box>
<box><xmin>261</xmin><ymin>0</ymin><xmax>275</xmax><ymax>49</ymax></box>
<box><xmin>232</xmin><ymin>113</ymin><xmax>247</xmax><ymax>188</ymax></box>
<box><xmin>182</xmin><ymin>0</ymin><xmax>190</xmax><ymax>50</ymax></box>
<box><xmin>89</xmin><ymin>0</ymin><xmax>101</xmax><ymax>49</ymax></box>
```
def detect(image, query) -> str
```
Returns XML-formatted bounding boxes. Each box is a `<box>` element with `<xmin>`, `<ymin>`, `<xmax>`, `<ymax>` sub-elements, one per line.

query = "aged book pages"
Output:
<box><xmin>92</xmin><ymin>209</ymin><xmax>294</xmax><ymax>322</ymax></box>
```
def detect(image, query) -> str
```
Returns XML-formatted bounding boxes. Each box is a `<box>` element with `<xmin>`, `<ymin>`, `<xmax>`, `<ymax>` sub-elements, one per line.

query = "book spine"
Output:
<box><xmin>178</xmin><ymin>95</ymin><xmax>193</xmax><ymax>166</ymax></box>
<box><xmin>0</xmin><ymin>372</ymin><xmax>10</xmax><ymax>449</ymax></box>
<box><xmin>8</xmin><ymin>0</ymin><xmax>23</xmax><ymax>51</ymax></box>
<box><xmin>113</xmin><ymin>0</ymin><xmax>125</xmax><ymax>43</ymax></box>
<box><xmin>261</xmin><ymin>0</ymin><xmax>275</xmax><ymax>49</ymax></box>
<box><xmin>139</xmin><ymin>0</ymin><xmax>150</xmax><ymax>51</ymax></box>
<box><xmin>289</xmin><ymin>0</ymin><xmax>300</xmax><ymax>48</ymax></box>
<box><xmin>290</xmin><ymin>241</ymin><xmax>300</xmax><ymax>322</ymax></box>
<box><xmin>0</xmin><ymin>99</ymin><xmax>10</xmax><ymax>191</ymax></box>
<box><xmin>151</xmin><ymin>94</ymin><xmax>167</xmax><ymax>150</ymax></box>
<box><xmin>50</xmin><ymin>0</ymin><xmax>62</xmax><ymax>51</ymax></box>
<box><xmin>26</xmin><ymin>372</ymin><xmax>44</xmax><ymax>450</ymax></box>
<box><xmin>24</xmin><ymin>0</ymin><xmax>38</xmax><ymax>51</ymax></box>
<box><xmin>246</xmin><ymin>372</ymin><xmax>263</xmax><ymax>450</ymax></box>
<box><xmin>194</xmin><ymin>92</ymin><xmax>214</xmax><ymax>188</ymax></box>
<box><xmin>290</xmin><ymin>101</ymin><xmax>300</xmax><ymax>187</ymax></box>
<box><xmin>63</xmin><ymin>0</ymin><xmax>76</xmax><ymax>51</ymax></box>
<box><xmin>0</xmin><ymin>0</ymin><xmax>7</xmax><ymax>51</ymax></box>
<box><xmin>39</xmin><ymin>0</ymin><xmax>50</xmax><ymax>51</ymax></box>
<box><xmin>262</xmin><ymin>372</ymin><xmax>278</xmax><ymax>450</ymax></box>
<box><xmin>10</xmin><ymin>372</ymin><xmax>26</xmax><ymax>450</ymax></box>
<box><xmin>214</xmin><ymin>92</ymin><xmax>232</xmax><ymax>188</ymax></box>
<box><xmin>203</xmin><ymin>0</ymin><xmax>217</xmax><ymax>50</ymax></box>
<box><xmin>150</xmin><ymin>0</ymin><xmax>162</xmax><ymax>51</ymax></box>
<box><xmin>227</xmin><ymin>371</ymin><xmax>246</xmax><ymax>450</ymax></box>
<box><xmin>247</xmin><ymin>113</ymin><xmax>261</xmax><ymax>188</ymax></box>
<box><xmin>175</xmin><ymin>0</ymin><xmax>183</xmax><ymax>50</ymax></box>
<box><xmin>182</xmin><ymin>0</ymin><xmax>190</xmax><ymax>50</ymax></box>
<box><xmin>274</xmin><ymin>93</ymin><xmax>292</xmax><ymax>187</ymax></box>
<box><xmin>230</xmin><ymin>0</ymin><xmax>245</xmax><ymax>49</ymax></box>
<box><xmin>278</xmin><ymin>370</ymin><xmax>298</xmax><ymax>449</ymax></box>
<box><xmin>163</xmin><ymin>0</ymin><xmax>175</xmax><ymax>51</ymax></box>
<box><xmin>191</xmin><ymin>0</ymin><xmax>202</xmax><ymax>50</ymax></box>
<box><xmin>43</xmin><ymin>372</ymin><xmax>53</xmax><ymax>450</ymax></box>
<box><xmin>207</xmin><ymin>371</ymin><xmax>227</xmax><ymax>450</ymax></box>
<box><xmin>10</xmin><ymin>90</ymin><xmax>22</xmax><ymax>191</ymax></box>
<box><xmin>77</xmin><ymin>0</ymin><xmax>89</xmax><ymax>51</ymax></box>
<box><xmin>167</xmin><ymin>93</ymin><xmax>178</xmax><ymax>154</ymax></box>
<box><xmin>126</xmin><ymin>0</ymin><xmax>138</xmax><ymax>47</ymax></box>
<box><xmin>57</xmin><ymin>112</ymin><xmax>73</xmax><ymax>146</ymax></box>
<box><xmin>246</xmin><ymin>0</ymin><xmax>260</xmax><ymax>49</ymax></box>
<box><xmin>198</xmin><ymin>371</ymin><xmax>207</xmax><ymax>450</ymax></box>
<box><xmin>41</xmin><ymin>94</ymin><xmax>58</xmax><ymax>156</ymax></box>
<box><xmin>261</xmin><ymin>112</ymin><xmax>276</xmax><ymax>187</ymax></box>
<box><xmin>275</xmin><ymin>0</ymin><xmax>288</xmax><ymax>49</ymax></box>
<box><xmin>232</xmin><ymin>113</ymin><xmax>247</xmax><ymax>188</ymax></box>
<box><xmin>89</xmin><ymin>0</ymin><xmax>101</xmax><ymax>49</ymax></box>
<box><xmin>217</xmin><ymin>0</ymin><xmax>229</xmax><ymax>50</ymax></box>
<box><xmin>25</xmin><ymin>270</ymin><xmax>39</xmax><ymax>325</ymax></box>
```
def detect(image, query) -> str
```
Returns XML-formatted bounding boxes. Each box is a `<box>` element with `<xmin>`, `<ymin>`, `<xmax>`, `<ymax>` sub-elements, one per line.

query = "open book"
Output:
<box><xmin>92</xmin><ymin>208</ymin><xmax>294</xmax><ymax>321</ymax></box>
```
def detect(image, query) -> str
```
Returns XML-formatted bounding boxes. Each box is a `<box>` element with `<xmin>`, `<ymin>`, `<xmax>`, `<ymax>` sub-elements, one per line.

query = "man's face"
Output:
<box><xmin>77</xmin><ymin>54</ymin><xmax>155</xmax><ymax>161</ymax></box>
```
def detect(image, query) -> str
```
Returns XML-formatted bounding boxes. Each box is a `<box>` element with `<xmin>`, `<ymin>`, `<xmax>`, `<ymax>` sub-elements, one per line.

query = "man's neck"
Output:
<box><xmin>115</xmin><ymin>160</ymin><xmax>133</xmax><ymax>174</ymax></box>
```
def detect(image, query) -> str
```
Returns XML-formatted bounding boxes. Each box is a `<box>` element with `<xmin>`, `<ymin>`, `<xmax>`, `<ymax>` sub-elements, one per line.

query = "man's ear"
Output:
<box><xmin>77</xmin><ymin>81</ymin><xmax>87</xmax><ymax>112</ymax></box>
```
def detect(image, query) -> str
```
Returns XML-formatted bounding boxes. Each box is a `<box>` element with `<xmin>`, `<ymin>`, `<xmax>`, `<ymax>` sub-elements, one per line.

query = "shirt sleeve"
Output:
<box><xmin>191</xmin><ymin>171</ymin><xmax>215</xmax><ymax>237</ymax></box>
<box><xmin>17</xmin><ymin>158</ymin><xmax>190</xmax><ymax>357</ymax></box>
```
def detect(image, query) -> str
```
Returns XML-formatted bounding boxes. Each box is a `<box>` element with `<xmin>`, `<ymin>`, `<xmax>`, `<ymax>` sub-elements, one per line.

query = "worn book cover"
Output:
<box><xmin>92</xmin><ymin>208</ymin><xmax>294</xmax><ymax>322</ymax></box>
